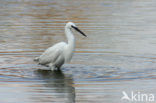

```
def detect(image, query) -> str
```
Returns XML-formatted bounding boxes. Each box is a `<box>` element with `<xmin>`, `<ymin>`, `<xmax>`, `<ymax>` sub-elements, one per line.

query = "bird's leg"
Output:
<box><xmin>49</xmin><ymin>63</ymin><xmax>57</xmax><ymax>71</ymax></box>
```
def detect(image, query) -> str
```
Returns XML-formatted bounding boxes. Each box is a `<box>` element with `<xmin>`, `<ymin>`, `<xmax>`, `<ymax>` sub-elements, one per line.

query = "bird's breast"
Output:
<box><xmin>64</xmin><ymin>45</ymin><xmax>75</xmax><ymax>63</ymax></box>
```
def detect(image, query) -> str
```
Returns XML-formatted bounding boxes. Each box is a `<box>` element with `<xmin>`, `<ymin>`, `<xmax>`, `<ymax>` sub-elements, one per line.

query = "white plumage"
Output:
<box><xmin>34</xmin><ymin>22</ymin><xmax>87</xmax><ymax>70</ymax></box>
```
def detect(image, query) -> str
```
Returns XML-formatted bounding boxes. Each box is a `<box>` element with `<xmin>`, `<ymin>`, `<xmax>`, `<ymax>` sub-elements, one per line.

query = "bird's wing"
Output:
<box><xmin>38</xmin><ymin>42</ymin><xmax>67</xmax><ymax>65</ymax></box>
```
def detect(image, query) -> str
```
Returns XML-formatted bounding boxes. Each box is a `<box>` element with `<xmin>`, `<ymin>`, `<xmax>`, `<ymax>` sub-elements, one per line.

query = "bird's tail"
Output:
<box><xmin>34</xmin><ymin>57</ymin><xmax>39</xmax><ymax>62</ymax></box>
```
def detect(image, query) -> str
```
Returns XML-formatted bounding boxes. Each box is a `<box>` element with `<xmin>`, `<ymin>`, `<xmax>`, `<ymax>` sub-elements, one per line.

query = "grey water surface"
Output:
<box><xmin>0</xmin><ymin>0</ymin><xmax>156</xmax><ymax>103</ymax></box>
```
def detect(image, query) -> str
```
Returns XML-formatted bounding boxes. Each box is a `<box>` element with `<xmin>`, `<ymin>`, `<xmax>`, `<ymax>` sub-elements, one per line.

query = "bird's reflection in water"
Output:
<box><xmin>34</xmin><ymin>69</ymin><xmax>75</xmax><ymax>103</ymax></box>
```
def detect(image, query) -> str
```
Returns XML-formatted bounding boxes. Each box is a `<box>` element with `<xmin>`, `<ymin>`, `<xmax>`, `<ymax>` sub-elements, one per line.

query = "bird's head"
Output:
<box><xmin>66</xmin><ymin>22</ymin><xmax>87</xmax><ymax>37</ymax></box>
<box><xmin>66</xmin><ymin>22</ymin><xmax>76</xmax><ymax>28</ymax></box>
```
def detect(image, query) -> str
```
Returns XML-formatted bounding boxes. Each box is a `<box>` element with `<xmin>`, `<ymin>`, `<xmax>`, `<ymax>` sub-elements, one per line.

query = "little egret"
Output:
<box><xmin>34</xmin><ymin>22</ymin><xmax>87</xmax><ymax>70</ymax></box>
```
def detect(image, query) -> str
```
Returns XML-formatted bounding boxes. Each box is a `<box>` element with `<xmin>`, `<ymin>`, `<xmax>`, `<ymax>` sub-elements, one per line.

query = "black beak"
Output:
<box><xmin>71</xmin><ymin>25</ymin><xmax>87</xmax><ymax>37</ymax></box>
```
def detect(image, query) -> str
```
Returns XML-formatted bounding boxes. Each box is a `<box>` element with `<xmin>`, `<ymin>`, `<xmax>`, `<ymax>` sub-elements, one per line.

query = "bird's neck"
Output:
<box><xmin>64</xmin><ymin>26</ymin><xmax>75</xmax><ymax>63</ymax></box>
<box><xmin>65</xmin><ymin>27</ymin><xmax>75</xmax><ymax>48</ymax></box>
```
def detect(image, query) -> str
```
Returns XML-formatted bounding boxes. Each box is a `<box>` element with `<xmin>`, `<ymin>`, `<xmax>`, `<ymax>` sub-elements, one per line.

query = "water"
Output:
<box><xmin>0</xmin><ymin>0</ymin><xmax>156</xmax><ymax>103</ymax></box>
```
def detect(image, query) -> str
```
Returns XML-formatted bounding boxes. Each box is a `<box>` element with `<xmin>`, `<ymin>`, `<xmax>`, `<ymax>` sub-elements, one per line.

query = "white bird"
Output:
<box><xmin>34</xmin><ymin>22</ymin><xmax>87</xmax><ymax>70</ymax></box>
